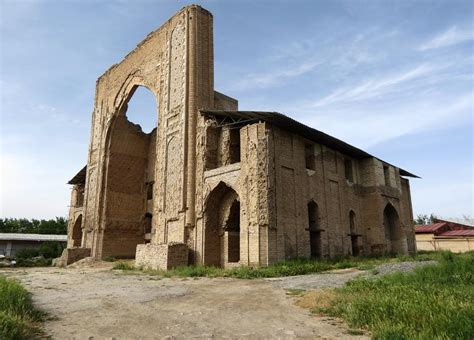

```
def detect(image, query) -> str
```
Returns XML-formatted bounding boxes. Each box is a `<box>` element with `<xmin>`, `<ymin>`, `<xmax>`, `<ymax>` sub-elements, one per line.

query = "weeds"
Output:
<box><xmin>317</xmin><ymin>251</ymin><xmax>474</xmax><ymax>339</ymax></box>
<box><xmin>113</xmin><ymin>251</ymin><xmax>442</xmax><ymax>279</ymax></box>
<box><xmin>285</xmin><ymin>289</ymin><xmax>306</xmax><ymax>296</ymax></box>
<box><xmin>0</xmin><ymin>275</ymin><xmax>45</xmax><ymax>339</ymax></box>
<box><xmin>112</xmin><ymin>261</ymin><xmax>135</xmax><ymax>270</ymax></box>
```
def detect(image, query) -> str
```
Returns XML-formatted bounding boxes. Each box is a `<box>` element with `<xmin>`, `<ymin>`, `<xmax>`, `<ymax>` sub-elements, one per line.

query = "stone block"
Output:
<box><xmin>135</xmin><ymin>243</ymin><xmax>188</xmax><ymax>270</ymax></box>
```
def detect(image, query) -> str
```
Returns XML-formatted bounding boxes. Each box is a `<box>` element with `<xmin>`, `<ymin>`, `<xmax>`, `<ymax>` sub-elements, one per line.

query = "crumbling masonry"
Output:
<box><xmin>65</xmin><ymin>5</ymin><xmax>417</xmax><ymax>269</ymax></box>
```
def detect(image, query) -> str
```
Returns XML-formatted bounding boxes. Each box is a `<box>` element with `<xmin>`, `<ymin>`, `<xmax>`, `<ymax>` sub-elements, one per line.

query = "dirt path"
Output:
<box><xmin>268</xmin><ymin>261</ymin><xmax>437</xmax><ymax>290</ymax></box>
<box><xmin>2</xmin><ymin>266</ymin><xmax>367</xmax><ymax>339</ymax></box>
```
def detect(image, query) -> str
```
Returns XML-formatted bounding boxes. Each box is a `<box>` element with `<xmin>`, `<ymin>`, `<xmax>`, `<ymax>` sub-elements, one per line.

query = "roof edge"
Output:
<box><xmin>201</xmin><ymin>110</ymin><xmax>419</xmax><ymax>178</ymax></box>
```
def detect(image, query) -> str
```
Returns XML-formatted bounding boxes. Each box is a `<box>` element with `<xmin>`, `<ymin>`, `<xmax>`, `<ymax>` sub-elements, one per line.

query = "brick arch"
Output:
<box><xmin>383</xmin><ymin>203</ymin><xmax>407</xmax><ymax>254</ymax></box>
<box><xmin>72</xmin><ymin>214</ymin><xmax>83</xmax><ymax>247</ymax></box>
<box><xmin>97</xmin><ymin>84</ymin><xmax>158</xmax><ymax>259</ymax></box>
<box><xmin>203</xmin><ymin>182</ymin><xmax>240</xmax><ymax>266</ymax></box>
<box><xmin>307</xmin><ymin>200</ymin><xmax>322</xmax><ymax>258</ymax></box>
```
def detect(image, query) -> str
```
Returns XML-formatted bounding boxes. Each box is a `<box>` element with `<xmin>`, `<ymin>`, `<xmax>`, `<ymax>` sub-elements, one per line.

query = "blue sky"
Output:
<box><xmin>1</xmin><ymin>0</ymin><xmax>473</xmax><ymax>220</ymax></box>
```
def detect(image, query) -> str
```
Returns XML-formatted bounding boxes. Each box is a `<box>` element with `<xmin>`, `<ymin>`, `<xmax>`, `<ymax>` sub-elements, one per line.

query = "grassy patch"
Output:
<box><xmin>296</xmin><ymin>289</ymin><xmax>337</xmax><ymax>312</ymax></box>
<box><xmin>113</xmin><ymin>251</ymin><xmax>441</xmax><ymax>279</ymax></box>
<box><xmin>315</xmin><ymin>251</ymin><xmax>474</xmax><ymax>339</ymax></box>
<box><xmin>0</xmin><ymin>275</ymin><xmax>45</xmax><ymax>339</ymax></box>
<box><xmin>103</xmin><ymin>256</ymin><xmax>116</xmax><ymax>262</ymax></box>
<box><xmin>286</xmin><ymin>288</ymin><xmax>306</xmax><ymax>296</ymax></box>
<box><xmin>112</xmin><ymin>261</ymin><xmax>135</xmax><ymax>270</ymax></box>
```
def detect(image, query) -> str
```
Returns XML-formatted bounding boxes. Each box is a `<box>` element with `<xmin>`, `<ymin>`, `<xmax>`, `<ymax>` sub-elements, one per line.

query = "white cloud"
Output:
<box><xmin>310</xmin><ymin>63</ymin><xmax>438</xmax><ymax>108</ymax></box>
<box><xmin>232</xmin><ymin>60</ymin><xmax>320</xmax><ymax>90</ymax></box>
<box><xmin>297</xmin><ymin>92</ymin><xmax>472</xmax><ymax>149</ymax></box>
<box><xmin>418</xmin><ymin>26</ymin><xmax>474</xmax><ymax>51</ymax></box>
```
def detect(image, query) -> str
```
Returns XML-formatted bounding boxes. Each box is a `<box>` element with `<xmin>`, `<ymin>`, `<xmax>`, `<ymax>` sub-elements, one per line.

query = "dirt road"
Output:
<box><xmin>2</xmin><ymin>266</ymin><xmax>367</xmax><ymax>339</ymax></box>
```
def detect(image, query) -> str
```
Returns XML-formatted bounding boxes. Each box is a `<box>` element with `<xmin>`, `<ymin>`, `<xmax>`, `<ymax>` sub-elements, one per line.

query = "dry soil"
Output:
<box><xmin>2</xmin><ymin>265</ymin><xmax>368</xmax><ymax>339</ymax></box>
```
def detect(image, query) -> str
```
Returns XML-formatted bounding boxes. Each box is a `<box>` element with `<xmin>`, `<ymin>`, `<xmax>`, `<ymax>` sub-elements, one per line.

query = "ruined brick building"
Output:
<box><xmin>64</xmin><ymin>5</ymin><xmax>417</xmax><ymax>269</ymax></box>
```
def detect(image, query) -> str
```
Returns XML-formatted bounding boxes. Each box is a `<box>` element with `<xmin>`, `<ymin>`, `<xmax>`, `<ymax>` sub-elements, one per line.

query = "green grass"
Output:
<box><xmin>113</xmin><ymin>251</ymin><xmax>441</xmax><ymax>279</ymax></box>
<box><xmin>112</xmin><ymin>261</ymin><xmax>135</xmax><ymax>270</ymax></box>
<box><xmin>0</xmin><ymin>275</ymin><xmax>45</xmax><ymax>339</ymax></box>
<box><xmin>103</xmin><ymin>256</ymin><xmax>116</xmax><ymax>262</ymax></box>
<box><xmin>317</xmin><ymin>251</ymin><xmax>474</xmax><ymax>339</ymax></box>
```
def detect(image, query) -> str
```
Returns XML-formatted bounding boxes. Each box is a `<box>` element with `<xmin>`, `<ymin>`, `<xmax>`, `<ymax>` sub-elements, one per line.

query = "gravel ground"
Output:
<box><xmin>268</xmin><ymin>260</ymin><xmax>438</xmax><ymax>290</ymax></box>
<box><xmin>369</xmin><ymin>260</ymin><xmax>437</xmax><ymax>276</ymax></box>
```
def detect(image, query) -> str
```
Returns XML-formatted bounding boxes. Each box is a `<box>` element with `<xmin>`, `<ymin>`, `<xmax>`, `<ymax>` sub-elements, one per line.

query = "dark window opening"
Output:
<box><xmin>146</xmin><ymin>182</ymin><xmax>154</xmax><ymax>200</ymax></box>
<box><xmin>383</xmin><ymin>165</ymin><xmax>390</xmax><ymax>186</ymax></box>
<box><xmin>308</xmin><ymin>201</ymin><xmax>321</xmax><ymax>258</ymax></box>
<box><xmin>305</xmin><ymin>144</ymin><xmax>316</xmax><ymax>170</ymax></box>
<box><xmin>349</xmin><ymin>210</ymin><xmax>359</xmax><ymax>256</ymax></box>
<box><xmin>205</xmin><ymin>126</ymin><xmax>241</xmax><ymax>170</ymax></box>
<box><xmin>144</xmin><ymin>213</ymin><xmax>152</xmax><ymax>234</ymax></box>
<box><xmin>344</xmin><ymin>158</ymin><xmax>354</xmax><ymax>182</ymax></box>
<box><xmin>226</xmin><ymin>200</ymin><xmax>240</xmax><ymax>263</ymax></box>
<box><xmin>72</xmin><ymin>215</ymin><xmax>83</xmax><ymax>247</ymax></box>
<box><xmin>76</xmin><ymin>185</ymin><xmax>84</xmax><ymax>207</ymax></box>
<box><xmin>229</xmin><ymin>128</ymin><xmax>241</xmax><ymax>164</ymax></box>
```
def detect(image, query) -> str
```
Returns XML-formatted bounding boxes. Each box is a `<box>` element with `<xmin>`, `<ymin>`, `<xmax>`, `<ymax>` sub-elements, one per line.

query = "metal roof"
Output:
<box><xmin>201</xmin><ymin>110</ymin><xmax>418</xmax><ymax>178</ymax></box>
<box><xmin>415</xmin><ymin>223</ymin><xmax>447</xmax><ymax>233</ymax></box>
<box><xmin>437</xmin><ymin>230</ymin><xmax>474</xmax><ymax>237</ymax></box>
<box><xmin>68</xmin><ymin>165</ymin><xmax>87</xmax><ymax>185</ymax></box>
<box><xmin>434</xmin><ymin>218</ymin><xmax>474</xmax><ymax>228</ymax></box>
<box><xmin>0</xmin><ymin>233</ymin><xmax>67</xmax><ymax>242</ymax></box>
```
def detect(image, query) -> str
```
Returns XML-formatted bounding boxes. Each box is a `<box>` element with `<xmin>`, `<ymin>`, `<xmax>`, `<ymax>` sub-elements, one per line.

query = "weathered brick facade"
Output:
<box><xmin>66</xmin><ymin>5</ymin><xmax>417</xmax><ymax>269</ymax></box>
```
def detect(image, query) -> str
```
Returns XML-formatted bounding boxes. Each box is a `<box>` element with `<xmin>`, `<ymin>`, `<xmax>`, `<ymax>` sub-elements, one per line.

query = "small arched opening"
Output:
<box><xmin>72</xmin><ymin>215</ymin><xmax>83</xmax><ymax>247</ymax></box>
<box><xmin>307</xmin><ymin>200</ymin><xmax>322</xmax><ymax>258</ymax></box>
<box><xmin>383</xmin><ymin>204</ymin><xmax>406</xmax><ymax>254</ymax></box>
<box><xmin>203</xmin><ymin>182</ymin><xmax>240</xmax><ymax>267</ymax></box>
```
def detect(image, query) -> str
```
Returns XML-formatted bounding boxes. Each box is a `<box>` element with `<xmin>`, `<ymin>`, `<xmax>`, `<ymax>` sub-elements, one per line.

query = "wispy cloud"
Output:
<box><xmin>231</xmin><ymin>60</ymin><xmax>320</xmax><ymax>90</ymax></box>
<box><xmin>298</xmin><ymin>92</ymin><xmax>472</xmax><ymax>149</ymax></box>
<box><xmin>310</xmin><ymin>63</ymin><xmax>438</xmax><ymax>107</ymax></box>
<box><xmin>418</xmin><ymin>26</ymin><xmax>474</xmax><ymax>51</ymax></box>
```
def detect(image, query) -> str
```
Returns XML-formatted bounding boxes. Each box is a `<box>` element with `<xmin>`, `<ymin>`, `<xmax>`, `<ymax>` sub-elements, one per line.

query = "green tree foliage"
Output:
<box><xmin>413</xmin><ymin>213</ymin><xmax>437</xmax><ymax>225</ymax></box>
<box><xmin>0</xmin><ymin>217</ymin><xmax>67</xmax><ymax>235</ymax></box>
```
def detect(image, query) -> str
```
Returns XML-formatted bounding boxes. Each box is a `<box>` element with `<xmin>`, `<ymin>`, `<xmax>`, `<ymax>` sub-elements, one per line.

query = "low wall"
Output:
<box><xmin>416</xmin><ymin>237</ymin><xmax>473</xmax><ymax>253</ymax></box>
<box><xmin>135</xmin><ymin>243</ymin><xmax>188</xmax><ymax>270</ymax></box>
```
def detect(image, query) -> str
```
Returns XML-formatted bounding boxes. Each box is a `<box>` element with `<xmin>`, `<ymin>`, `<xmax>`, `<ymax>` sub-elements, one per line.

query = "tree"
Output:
<box><xmin>0</xmin><ymin>217</ymin><xmax>67</xmax><ymax>234</ymax></box>
<box><xmin>414</xmin><ymin>213</ymin><xmax>437</xmax><ymax>225</ymax></box>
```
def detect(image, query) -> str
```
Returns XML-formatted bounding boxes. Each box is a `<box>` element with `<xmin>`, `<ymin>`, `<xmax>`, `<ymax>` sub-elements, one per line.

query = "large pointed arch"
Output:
<box><xmin>97</xmin><ymin>84</ymin><xmax>159</xmax><ymax>259</ymax></box>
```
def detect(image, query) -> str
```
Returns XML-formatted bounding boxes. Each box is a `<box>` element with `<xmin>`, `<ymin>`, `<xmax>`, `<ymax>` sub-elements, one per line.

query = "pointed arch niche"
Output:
<box><xmin>203</xmin><ymin>182</ymin><xmax>241</xmax><ymax>267</ymax></box>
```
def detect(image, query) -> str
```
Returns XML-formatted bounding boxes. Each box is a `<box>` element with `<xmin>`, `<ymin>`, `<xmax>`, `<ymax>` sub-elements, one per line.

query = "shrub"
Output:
<box><xmin>15</xmin><ymin>248</ymin><xmax>39</xmax><ymax>260</ymax></box>
<box><xmin>16</xmin><ymin>257</ymin><xmax>51</xmax><ymax>268</ymax></box>
<box><xmin>38</xmin><ymin>241</ymin><xmax>64</xmax><ymax>259</ymax></box>
<box><xmin>14</xmin><ymin>241</ymin><xmax>64</xmax><ymax>267</ymax></box>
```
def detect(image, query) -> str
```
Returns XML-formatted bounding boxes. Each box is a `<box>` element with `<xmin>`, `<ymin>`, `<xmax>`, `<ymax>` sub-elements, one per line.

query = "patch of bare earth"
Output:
<box><xmin>1</xmin><ymin>266</ymin><xmax>367</xmax><ymax>339</ymax></box>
